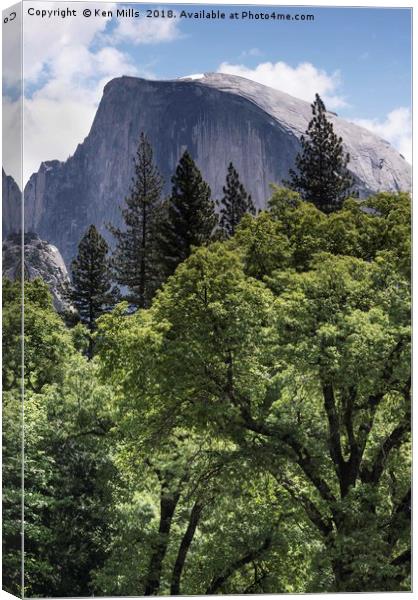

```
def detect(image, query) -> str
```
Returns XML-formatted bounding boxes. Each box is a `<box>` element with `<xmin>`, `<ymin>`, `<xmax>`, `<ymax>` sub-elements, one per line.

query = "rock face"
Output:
<box><xmin>23</xmin><ymin>73</ymin><xmax>411</xmax><ymax>266</ymax></box>
<box><xmin>2</xmin><ymin>169</ymin><xmax>21</xmax><ymax>237</ymax></box>
<box><xmin>2</xmin><ymin>232</ymin><xmax>70</xmax><ymax>312</ymax></box>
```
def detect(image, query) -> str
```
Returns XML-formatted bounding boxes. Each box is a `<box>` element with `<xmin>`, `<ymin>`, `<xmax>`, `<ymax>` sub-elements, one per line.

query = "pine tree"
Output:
<box><xmin>109</xmin><ymin>132</ymin><xmax>163</xmax><ymax>308</ymax></box>
<box><xmin>156</xmin><ymin>151</ymin><xmax>218</xmax><ymax>278</ymax></box>
<box><xmin>287</xmin><ymin>93</ymin><xmax>354</xmax><ymax>213</ymax></box>
<box><xmin>218</xmin><ymin>162</ymin><xmax>256</xmax><ymax>237</ymax></box>
<box><xmin>71</xmin><ymin>225</ymin><xmax>119</xmax><ymax>354</ymax></box>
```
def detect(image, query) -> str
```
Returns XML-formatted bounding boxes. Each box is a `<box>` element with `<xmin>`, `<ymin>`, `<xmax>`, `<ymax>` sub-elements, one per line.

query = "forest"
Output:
<box><xmin>2</xmin><ymin>95</ymin><xmax>411</xmax><ymax>596</ymax></box>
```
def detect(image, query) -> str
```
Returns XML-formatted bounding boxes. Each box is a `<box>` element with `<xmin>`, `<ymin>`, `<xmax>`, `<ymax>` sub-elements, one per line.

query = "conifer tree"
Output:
<box><xmin>71</xmin><ymin>225</ymin><xmax>119</xmax><ymax>354</ymax></box>
<box><xmin>287</xmin><ymin>93</ymin><xmax>354</xmax><ymax>213</ymax></box>
<box><xmin>156</xmin><ymin>151</ymin><xmax>218</xmax><ymax>278</ymax></box>
<box><xmin>218</xmin><ymin>162</ymin><xmax>256</xmax><ymax>237</ymax></box>
<box><xmin>109</xmin><ymin>132</ymin><xmax>163</xmax><ymax>307</ymax></box>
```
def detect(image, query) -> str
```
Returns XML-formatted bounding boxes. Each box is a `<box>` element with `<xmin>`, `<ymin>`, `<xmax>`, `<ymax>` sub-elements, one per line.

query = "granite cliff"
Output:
<box><xmin>2</xmin><ymin>232</ymin><xmax>71</xmax><ymax>312</ymax></box>
<box><xmin>22</xmin><ymin>73</ymin><xmax>411</xmax><ymax>265</ymax></box>
<box><xmin>2</xmin><ymin>169</ymin><xmax>21</xmax><ymax>237</ymax></box>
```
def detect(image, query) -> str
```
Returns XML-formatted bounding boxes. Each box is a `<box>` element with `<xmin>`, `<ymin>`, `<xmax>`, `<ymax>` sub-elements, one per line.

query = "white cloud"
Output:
<box><xmin>21</xmin><ymin>47</ymin><xmax>139</xmax><ymax>181</ymax></box>
<box><xmin>23</xmin><ymin>2</ymin><xmax>116</xmax><ymax>83</ymax></box>
<box><xmin>217</xmin><ymin>60</ymin><xmax>347</xmax><ymax>110</ymax></box>
<box><xmin>111</xmin><ymin>10</ymin><xmax>181</xmax><ymax>44</ymax></box>
<box><xmin>23</xmin><ymin>96</ymin><xmax>98</xmax><ymax>171</ymax></box>
<box><xmin>351</xmin><ymin>107</ymin><xmax>412</xmax><ymax>164</ymax></box>
<box><xmin>15</xmin><ymin>3</ymin><xmax>134</xmax><ymax>181</ymax></box>
<box><xmin>21</xmin><ymin>49</ymin><xmax>138</xmax><ymax>182</ymax></box>
<box><xmin>4</xmin><ymin>2</ymin><xmax>174</xmax><ymax>184</ymax></box>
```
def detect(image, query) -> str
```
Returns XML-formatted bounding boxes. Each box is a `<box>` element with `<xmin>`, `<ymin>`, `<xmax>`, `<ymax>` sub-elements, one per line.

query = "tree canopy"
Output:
<box><xmin>3</xmin><ymin>179</ymin><xmax>410</xmax><ymax>595</ymax></box>
<box><xmin>95</xmin><ymin>189</ymin><xmax>411</xmax><ymax>593</ymax></box>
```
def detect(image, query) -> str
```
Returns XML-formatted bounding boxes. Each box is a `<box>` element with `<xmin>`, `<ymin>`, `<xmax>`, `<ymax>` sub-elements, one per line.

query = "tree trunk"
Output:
<box><xmin>139</xmin><ymin>201</ymin><xmax>147</xmax><ymax>309</ymax></box>
<box><xmin>170</xmin><ymin>501</ymin><xmax>203</xmax><ymax>595</ymax></box>
<box><xmin>144</xmin><ymin>490</ymin><xmax>180</xmax><ymax>596</ymax></box>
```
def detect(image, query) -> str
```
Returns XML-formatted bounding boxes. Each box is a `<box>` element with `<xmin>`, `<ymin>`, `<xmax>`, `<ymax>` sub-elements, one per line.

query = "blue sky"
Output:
<box><xmin>2</xmin><ymin>2</ymin><xmax>412</xmax><ymax>184</ymax></box>
<box><xmin>117</xmin><ymin>5</ymin><xmax>412</xmax><ymax>121</ymax></box>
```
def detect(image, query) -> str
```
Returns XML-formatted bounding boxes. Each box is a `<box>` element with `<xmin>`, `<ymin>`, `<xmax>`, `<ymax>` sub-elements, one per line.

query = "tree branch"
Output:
<box><xmin>206</xmin><ymin>536</ymin><xmax>272</xmax><ymax>594</ymax></box>
<box><xmin>322</xmin><ymin>383</ymin><xmax>345</xmax><ymax>485</ymax></box>
<box><xmin>360</xmin><ymin>420</ymin><xmax>410</xmax><ymax>485</ymax></box>
<box><xmin>207</xmin><ymin>364</ymin><xmax>337</xmax><ymax>507</ymax></box>
<box><xmin>281</xmin><ymin>480</ymin><xmax>333</xmax><ymax>538</ymax></box>
<box><xmin>391</xmin><ymin>548</ymin><xmax>411</xmax><ymax>568</ymax></box>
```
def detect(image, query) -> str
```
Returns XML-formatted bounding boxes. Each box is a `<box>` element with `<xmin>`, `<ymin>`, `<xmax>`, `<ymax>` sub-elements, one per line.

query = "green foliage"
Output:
<box><xmin>109</xmin><ymin>132</ymin><xmax>163</xmax><ymax>307</ymax></box>
<box><xmin>3</xmin><ymin>185</ymin><xmax>410</xmax><ymax>595</ymax></box>
<box><xmin>2</xmin><ymin>390</ymin><xmax>23</xmax><ymax>597</ymax></box>
<box><xmin>26</xmin><ymin>355</ymin><xmax>116</xmax><ymax>597</ymax></box>
<box><xmin>96</xmin><ymin>189</ymin><xmax>410</xmax><ymax>593</ymax></box>
<box><xmin>287</xmin><ymin>94</ymin><xmax>355</xmax><ymax>212</ymax></box>
<box><xmin>156</xmin><ymin>151</ymin><xmax>218</xmax><ymax>279</ymax></box>
<box><xmin>232</xmin><ymin>210</ymin><xmax>291</xmax><ymax>279</ymax></box>
<box><xmin>3</xmin><ymin>278</ymin><xmax>73</xmax><ymax>393</ymax></box>
<box><xmin>2</xmin><ymin>278</ymin><xmax>22</xmax><ymax>396</ymax></box>
<box><xmin>2</xmin><ymin>280</ymin><xmax>116</xmax><ymax>597</ymax></box>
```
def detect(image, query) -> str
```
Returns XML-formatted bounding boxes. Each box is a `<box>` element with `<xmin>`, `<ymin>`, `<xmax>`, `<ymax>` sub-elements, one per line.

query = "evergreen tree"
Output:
<box><xmin>218</xmin><ymin>162</ymin><xmax>256</xmax><ymax>237</ymax></box>
<box><xmin>109</xmin><ymin>132</ymin><xmax>163</xmax><ymax>307</ymax></box>
<box><xmin>156</xmin><ymin>151</ymin><xmax>218</xmax><ymax>278</ymax></box>
<box><xmin>71</xmin><ymin>225</ymin><xmax>118</xmax><ymax>354</ymax></box>
<box><xmin>287</xmin><ymin>93</ymin><xmax>354</xmax><ymax>213</ymax></box>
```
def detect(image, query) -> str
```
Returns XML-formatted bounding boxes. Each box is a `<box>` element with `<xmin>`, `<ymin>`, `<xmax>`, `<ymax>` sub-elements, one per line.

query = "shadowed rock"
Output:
<box><xmin>2</xmin><ymin>232</ymin><xmax>71</xmax><ymax>312</ymax></box>
<box><xmin>2</xmin><ymin>168</ymin><xmax>21</xmax><ymax>237</ymax></box>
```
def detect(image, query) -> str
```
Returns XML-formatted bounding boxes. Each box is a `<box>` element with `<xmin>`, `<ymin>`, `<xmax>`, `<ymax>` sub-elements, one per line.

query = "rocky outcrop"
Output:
<box><xmin>2</xmin><ymin>169</ymin><xmax>21</xmax><ymax>237</ymax></box>
<box><xmin>23</xmin><ymin>73</ymin><xmax>411</xmax><ymax>266</ymax></box>
<box><xmin>2</xmin><ymin>232</ymin><xmax>70</xmax><ymax>312</ymax></box>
